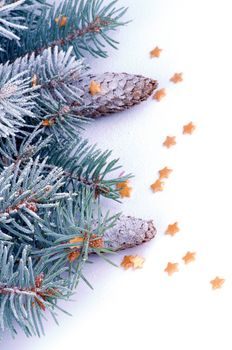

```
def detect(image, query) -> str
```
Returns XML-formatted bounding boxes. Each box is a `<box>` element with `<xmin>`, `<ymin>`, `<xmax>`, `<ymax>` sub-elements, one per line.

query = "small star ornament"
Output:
<box><xmin>131</xmin><ymin>255</ymin><xmax>145</xmax><ymax>269</ymax></box>
<box><xmin>164</xmin><ymin>262</ymin><xmax>179</xmax><ymax>276</ymax></box>
<box><xmin>67</xmin><ymin>250</ymin><xmax>80</xmax><ymax>262</ymax></box>
<box><xmin>170</xmin><ymin>72</ymin><xmax>183</xmax><ymax>84</ymax></box>
<box><xmin>150</xmin><ymin>179</ymin><xmax>164</xmax><ymax>193</ymax></box>
<box><xmin>183</xmin><ymin>122</ymin><xmax>196</xmax><ymax>135</ymax></box>
<box><xmin>210</xmin><ymin>277</ymin><xmax>225</xmax><ymax>290</ymax></box>
<box><xmin>121</xmin><ymin>255</ymin><xmax>145</xmax><ymax>270</ymax></box>
<box><xmin>159</xmin><ymin>167</ymin><xmax>173</xmax><ymax>179</ymax></box>
<box><xmin>153</xmin><ymin>88</ymin><xmax>166</xmax><ymax>101</ymax></box>
<box><xmin>89</xmin><ymin>80</ymin><xmax>102</xmax><ymax>96</ymax></box>
<box><xmin>31</xmin><ymin>74</ymin><xmax>38</xmax><ymax>87</ymax></box>
<box><xmin>150</xmin><ymin>46</ymin><xmax>162</xmax><ymax>58</ymax></box>
<box><xmin>182</xmin><ymin>251</ymin><xmax>196</xmax><ymax>264</ymax></box>
<box><xmin>67</xmin><ymin>236</ymin><xmax>84</xmax><ymax>262</ymax></box>
<box><xmin>89</xmin><ymin>234</ymin><xmax>104</xmax><ymax>248</ymax></box>
<box><xmin>42</xmin><ymin>119</ymin><xmax>55</xmax><ymax>127</ymax></box>
<box><xmin>55</xmin><ymin>16</ymin><xmax>68</xmax><ymax>27</ymax></box>
<box><xmin>116</xmin><ymin>180</ymin><xmax>132</xmax><ymax>198</ymax></box>
<box><xmin>165</xmin><ymin>222</ymin><xmax>180</xmax><ymax>236</ymax></box>
<box><xmin>163</xmin><ymin>136</ymin><xmax>176</xmax><ymax>148</ymax></box>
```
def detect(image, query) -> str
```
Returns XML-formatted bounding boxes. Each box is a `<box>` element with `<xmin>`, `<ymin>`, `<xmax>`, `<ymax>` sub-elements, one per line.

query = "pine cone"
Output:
<box><xmin>74</xmin><ymin>72</ymin><xmax>158</xmax><ymax>118</ymax></box>
<box><xmin>103</xmin><ymin>215</ymin><xmax>156</xmax><ymax>251</ymax></box>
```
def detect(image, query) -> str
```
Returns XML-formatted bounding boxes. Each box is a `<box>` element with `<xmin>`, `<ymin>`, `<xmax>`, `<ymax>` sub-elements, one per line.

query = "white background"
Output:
<box><xmin>4</xmin><ymin>0</ymin><xmax>232</xmax><ymax>349</ymax></box>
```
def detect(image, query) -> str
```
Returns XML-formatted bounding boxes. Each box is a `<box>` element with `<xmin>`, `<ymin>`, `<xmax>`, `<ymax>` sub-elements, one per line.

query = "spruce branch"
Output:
<box><xmin>0</xmin><ymin>0</ymin><xmax>159</xmax><ymax>339</ymax></box>
<box><xmin>0</xmin><ymin>0</ymin><xmax>47</xmax><ymax>51</ymax></box>
<box><xmin>46</xmin><ymin>137</ymin><xmax>132</xmax><ymax>201</ymax></box>
<box><xmin>0</xmin><ymin>156</ymin><xmax>68</xmax><ymax>241</ymax></box>
<box><xmin>0</xmin><ymin>0</ymin><xmax>128</xmax><ymax>63</ymax></box>
<box><xmin>0</xmin><ymin>0</ymin><xmax>27</xmax><ymax>45</ymax></box>
<box><xmin>0</xmin><ymin>46</ymin><xmax>157</xmax><ymax>142</ymax></box>
<box><xmin>0</xmin><ymin>46</ymin><xmax>87</xmax><ymax>142</ymax></box>
<box><xmin>0</xmin><ymin>128</ymin><xmax>52</xmax><ymax>170</ymax></box>
<box><xmin>0</xmin><ymin>63</ymin><xmax>37</xmax><ymax>138</ymax></box>
<box><xmin>0</xmin><ymin>242</ymin><xmax>71</xmax><ymax>339</ymax></box>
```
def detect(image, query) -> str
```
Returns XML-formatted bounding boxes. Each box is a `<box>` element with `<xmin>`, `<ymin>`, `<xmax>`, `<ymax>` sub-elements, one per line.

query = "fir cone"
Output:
<box><xmin>74</xmin><ymin>72</ymin><xmax>158</xmax><ymax>118</ymax></box>
<box><xmin>103</xmin><ymin>215</ymin><xmax>156</xmax><ymax>251</ymax></box>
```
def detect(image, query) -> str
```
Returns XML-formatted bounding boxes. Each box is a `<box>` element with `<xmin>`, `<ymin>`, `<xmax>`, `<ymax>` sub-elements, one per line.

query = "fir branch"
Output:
<box><xmin>6</xmin><ymin>45</ymin><xmax>90</xmax><ymax>140</ymax></box>
<box><xmin>0</xmin><ymin>63</ymin><xmax>37</xmax><ymax>138</ymax></box>
<box><xmin>29</xmin><ymin>190</ymin><xmax>120</xmax><ymax>288</ymax></box>
<box><xmin>0</xmin><ymin>0</ymin><xmax>128</xmax><ymax>63</ymax></box>
<box><xmin>0</xmin><ymin>128</ymin><xmax>52</xmax><ymax>170</ymax></box>
<box><xmin>0</xmin><ymin>0</ymin><xmax>28</xmax><ymax>45</ymax></box>
<box><xmin>0</xmin><ymin>242</ymin><xmax>71</xmax><ymax>339</ymax></box>
<box><xmin>47</xmin><ymin>138</ymin><xmax>132</xmax><ymax>201</ymax></box>
<box><xmin>0</xmin><ymin>45</ymin><xmax>88</xmax><ymax>143</ymax></box>
<box><xmin>0</xmin><ymin>156</ymin><xmax>68</xmax><ymax>241</ymax></box>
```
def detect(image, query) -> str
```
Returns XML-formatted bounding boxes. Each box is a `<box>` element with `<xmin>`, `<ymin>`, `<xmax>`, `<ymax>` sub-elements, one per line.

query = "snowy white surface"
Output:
<box><xmin>4</xmin><ymin>0</ymin><xmax>232</xmax><ymax>349</ymax></box>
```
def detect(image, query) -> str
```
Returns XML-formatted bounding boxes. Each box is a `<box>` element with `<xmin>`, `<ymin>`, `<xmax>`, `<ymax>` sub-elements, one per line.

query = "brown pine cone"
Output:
<box><xmin>74</xmin><ymin>72</ymin><xmax>158</xmax><ymax>118</ymax></box>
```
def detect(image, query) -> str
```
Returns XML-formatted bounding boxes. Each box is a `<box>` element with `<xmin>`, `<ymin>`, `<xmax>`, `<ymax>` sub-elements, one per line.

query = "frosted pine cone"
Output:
<box><xmin>74</xmin><ymin>72</ymin><xmax>158</xmax><ymax>118</ymax></box>
<box><xmin>103</xmin><ymin>215</ymin><xmax>156</xmax><ymax>251</ymax></box>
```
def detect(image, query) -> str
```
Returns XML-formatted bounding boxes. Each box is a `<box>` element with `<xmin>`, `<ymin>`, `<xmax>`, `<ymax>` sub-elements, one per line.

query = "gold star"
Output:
<box><xmin>67</xmin><ymin>250</ymin><xmax>80</xmax><ymax>262</ymax></box>
<box><xmin>183</xmin><ymin>122</ymin><xmax>196</xmax><ymax>135</ymax></box>
<box><xmin>121</xmin><ymin>255</ymin><xmax>134</xmax><ymax>269</ymax></box>
<box><xmin>116</xmin><ymin>180</ymin><xmax>132</xmax><ymax>198</ymax></box>
<box><xmin>170</xmin><ymin>72</ymin><xmax>183</xmax><ymax>84</ymax></box>
<box><xmin>164</xmin><ymin>262</ymin><xmax>179</xmax><ymax>276</ymax></box>
<box><xmin>153</xmin><ymin>88</ymin><xmax>166</xmax><ymax>101</ymax></box>
<box><xmin>159</xmin><ymin>166</ymin><xmax>173</xmax><ymax>179</ymax></box>
<box><xmin>121</xmin><ymin>255</ymin><xmax>145</xmax><ymax>269</ymax></box>
<box><xmin>150</xmin><ymin>179</ymin><xmax>164</xmax><ymax>193</ymax></box>
<box><xmin>182</xmin><ymin>251</ymin><xmax>196</xmax><ymax>264</ymax></box>
<box><xmin>163</xmin><ymin>136</ymin><xmax>176</xmax><ymax>148</ymax></box>
<box><xmin>31</xmin><ymin>74</ymin><xmax>38</xmax><ymax>87</ymax></box>
<box><xmin>165</xmin><ymin>222</ymin><xmax>180</xmax><ymax>236</ymax></box>
<box><xmin>150</xmin><ymin>46</ymin><xmax>162</xmax><ymax>58</ymax></box>
<box><xmin>41</xmin><ymin>118</ymin><xmax>55</xmax><ymax>127</ymax></box>
<box><xmin>55</xmin><ymin>16</ymin><xmax>68</xmax><ymax>27</ymax></box>
<box><xmin>89</xmin><ymin>234</ymin><xmax>104</xmax><ymax>248</ymax></box>
<box><xmin>89</xmin><ymin>80</ymin><xmax>102</xmax><ymax>96</ymax></box>
<box><xmin>131</xmin><ymin>255</ymin><xmax>145</xmax><ymax>269</ymax></box>
<box><xmin>210</xmin><ymin>277</ymin><xmax>225</xmax><ymax>290</ymax></box>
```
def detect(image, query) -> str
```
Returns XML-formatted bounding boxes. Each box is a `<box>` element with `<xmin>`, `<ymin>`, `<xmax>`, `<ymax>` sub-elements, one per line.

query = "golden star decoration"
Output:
<box><xmin>159</xmin><ymin>166</ymin><xmax>173</xmax><ymax>179</ymax></box>
<box><xmin>183</xmin><ymin>122</ymin><xmax>196</xmax><ymax>135</ymax></box>
<box><xmin>165</xmin><ymin>222</ymin><xmax>180</xmax><ymax>236</ymax></box>
<box><xmin>163</xmin><ymin>136</ymin><xmax>176</xmax><ymax>148</ymax></box>
<box><xmin>164</xmin><ymin>262</ymin><xmax>179</xmax><ymax>276</ymax></box>
<box><xmin>210</xmin><ymin>277</ymin><xmax>225</xmax><ymax>290</ymax></box>
<box><xmin>31</xmin><ymin>74</ymin><xmax>38</xmax><ymax>87</ymax></box>
<box><xmin>89</xmin><ymin>80</ymin><xmax>102</xmax><ymax>96</ymax></box>
<box><xmin>55</xmin><ymin>16</ymin><xmax>68</xmax><ymax>27</ymax></box>
<box><xmin>67</xmin><ymin>251</ymin><xmax>80</xmax><ymax>262</ymax></box>
<box><xmin>170</xmin><ymin>72</ymin><xmax>183</xmax><ymax>84</ymax></box>
<box><xmin>182</xmin><ymin>251</ymin><xmax>196</xmax><ymax>264</ymax></box>
<box><xmin>150</xmin><ymin>179</ymin><xmax>164</xmax><ymax>193</ymax></box>
<box><xmin>116</xmin><ymin>180</ymin><xmax>132</xmax><ymax>198</ymax></box>
<box><xmin>89</xmin><ymin>234</ymin><xmax>104</xmax><ymax>248</ymax></box>
<box><xmin>150</xmin><ymin>46</ymin><xmax>162</xmax><ymax>58</ymax></box>
<box><xmin>153</xmin><ymin>88</ymin><xmax>166</xmax><ymax>102</ymax></box>
<box><xmin>121</xmin><ymin>255</ymin><xmax>145</xmax><ymax>270</ymax></box>
<box><xmin>67</xmin><ymin>236</ymin><xmax>83</xmax><ymax>262</ymax></box>
<box><xmin>41</xmin><ymin>119</ymin><xmax>55</xmax><ymax>127</ymax></box>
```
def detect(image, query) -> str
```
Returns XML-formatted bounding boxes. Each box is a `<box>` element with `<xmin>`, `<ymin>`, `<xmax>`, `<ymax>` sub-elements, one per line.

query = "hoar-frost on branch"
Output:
<box><xmin>0</xmin><ymin>0</ymin><xmax>157</xmax><ymax>340</ymax></box>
